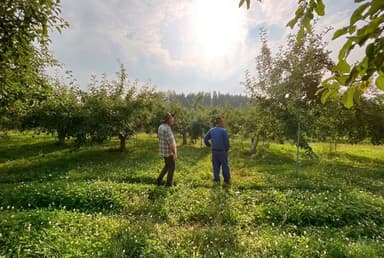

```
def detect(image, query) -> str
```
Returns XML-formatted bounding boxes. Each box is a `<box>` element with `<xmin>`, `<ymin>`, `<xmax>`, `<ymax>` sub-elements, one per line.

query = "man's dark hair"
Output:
<box><xmin>163</xmin><ymin>112</ymin><xmax>174</xmax><ymax>123</ymax></box>
<box><xmin>215</xmin><ymin>117</ymin><xmax>223</xmax><ymax>125</ymax></box>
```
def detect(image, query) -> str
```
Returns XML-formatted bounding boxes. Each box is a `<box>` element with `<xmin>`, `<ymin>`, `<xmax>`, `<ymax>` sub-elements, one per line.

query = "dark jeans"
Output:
<box><xmin>212</xmin><ymin>150</ymin><xmax>230</xmax><ymax>182</ymax></box>
<box><xmin>157</xmin><ymin>156</ymin><xmax>175</xmax><ymax>186</ymax></box>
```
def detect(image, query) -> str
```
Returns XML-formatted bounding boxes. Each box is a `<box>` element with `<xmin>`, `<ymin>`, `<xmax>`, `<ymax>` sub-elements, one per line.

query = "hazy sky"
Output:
<box><xmin>49</xmin><ymin>0</ymin><xmax>361</xmax><ymax>94</ymax></box>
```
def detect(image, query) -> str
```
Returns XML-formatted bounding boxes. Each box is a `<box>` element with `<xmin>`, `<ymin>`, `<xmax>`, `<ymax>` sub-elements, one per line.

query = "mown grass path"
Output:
<box><xmin>0</xmin><ymin>132</ymin><xmax>383</xmax><ymax>257</ymax></box>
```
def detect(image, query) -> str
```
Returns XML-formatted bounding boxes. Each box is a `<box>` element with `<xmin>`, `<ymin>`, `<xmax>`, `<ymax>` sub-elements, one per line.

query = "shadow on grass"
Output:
<box><xmin>326</xmin><ymin>152</ymin><xmax>384</xmax><ymax>174</ymax></box>
<box><xmin>0</xmin><ymin>141</ymin><xmax>213</xmax><ymax>186</ymax></box>
<box><xmin>0</xmin><ymin>142</ymin><xmax>159</xmax><ymax>184</ymax></box>
<box><xmin>0</xmin><ymin>140</ymin><xmax>69</xmax><ymax>163</ymax></box>
<box><xmin>228</xmin><ymin>146</ymin><xmax>384</xmax><ymax>195</ymax></box>
<box><xmin>0</xmin><ymin>148</ymin><xmax>122</xmax><ymax>184</ymax></box>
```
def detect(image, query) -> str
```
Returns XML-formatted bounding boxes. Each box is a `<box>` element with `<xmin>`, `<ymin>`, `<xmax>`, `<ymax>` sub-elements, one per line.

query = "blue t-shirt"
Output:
<box><xmin>204</xmin><ymin>126</ymin><xmax>230</xmax><ymax>151</ymax></box>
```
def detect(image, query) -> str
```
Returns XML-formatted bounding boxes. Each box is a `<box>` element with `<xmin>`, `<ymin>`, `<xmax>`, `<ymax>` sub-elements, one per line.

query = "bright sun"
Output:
<box><xmin>191</xmin><ymin>0</ymin><xmax>246</xmax><ymax>60</ymax></box>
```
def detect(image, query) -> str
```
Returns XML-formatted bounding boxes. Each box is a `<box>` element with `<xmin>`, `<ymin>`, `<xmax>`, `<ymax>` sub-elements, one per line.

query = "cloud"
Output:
<box><xmin>315</xmin><ymin>0</ymin><xmax>365</xmax><ymax>64</ymax></box>
<box><xmin>48</xmin><ymin>0</ymin><xmax>359</xmax><ymax>94</ymax></box>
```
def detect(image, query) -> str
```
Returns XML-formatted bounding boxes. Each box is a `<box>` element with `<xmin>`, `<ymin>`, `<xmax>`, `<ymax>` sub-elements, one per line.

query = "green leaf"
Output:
<box><xmin>42</xmin><ymin>24</ymin><xmax>48</xmax><ymax>36</ymax></box>
<box><xmin>286</xmin><ymin>17</ymin><xmax>298</xmax><ymax>29</ymax></box>
<box><xmin>368</xmin><ymin>0</ymin><xmax>384</xmax><ymax>15</ymax></box>
<box><xmin>295</xmin><ymin>6</ymin><xmax>305</xmax><ymax>17</ymax></box>
<box><xmin>321</xmin><ymin>89</ymin><xmax>331</xmax><ymax>104</ymax></box>
<box><xmin>358</xmin><ymin>57</ymin><xmax>369</xmax><ymax>75</ymax></box>
<box><xmin>343</xmin><ymin>87</ymin><xmax>356</xmax><ymax>108</ymax></box>
<box><xmin>335</xmin><ymin>60</ymin><xmax>351</xmax><ymax>74</ymax></box>
<box><xmin>349</xmin><ymin>25</ymin><xmax>356</xmax><ymax>34</ymax></box>
<box><xmin>336</xmin><ymin>75</ymin><xmax>349</xmax><ymax>85</ymax></box>
<box><xmin>374</xmin><ymin>53</ymin><xmax>384</xmax><ymax>69</ymax></box>
<box><xmin>315</xmin><ymin>0</ymin><xmax>325</xmax><ymax>16</ymax></box>
<box><xmin>350</xmin><ymin>2</ymin><xmax>370</xmax><ymax>25</ymax></box>
<box><xmin>239</xmin><ymin>0</ymin><xmax>251</xmax><ymax>9</ymax></box>
<box><xmin>360</xmin><ymin>21</ymin><xmax>380</xmax><ymax>48</ymax></box>
<box><xmin>333</xmin><ymin>27</ymin><xmax>349</xmax><ymax>40</ymax></box>
<box><xmin>345</xmin><ymin>66</ymin><xmax>360</xmax><ymax>85</ymax></box>
<box><xmin>297</xmin><ymin>26</ymin><xmax>305</xmax><ymax>43</ymax></box>
<box><xmin>303</xmin><ymin>14</ymin><xmax>312</xmax><ymax>32</ymax></box>
<box><xmin>365</xmin><ymin>43</ymin><xmax>375</xmax><ymax>58</ymax></box>
<box><xmin>320</xmin><ymin>87</ymin><xmax>338</xmax><ymax>104</ymax></box>
<box><xmin>376</xmin><ymin>75</ymin><xmax>384</xmax><ymax>90</ymax></box>
<box><xmin>353</xmin><ymin>87</ymin><xmax>362</xmax><ymax>105</ymax></box>
<box><xmin>338</xmin><ymin>39</ymin><xmax>354</xmax><ymax>60</ymax></box>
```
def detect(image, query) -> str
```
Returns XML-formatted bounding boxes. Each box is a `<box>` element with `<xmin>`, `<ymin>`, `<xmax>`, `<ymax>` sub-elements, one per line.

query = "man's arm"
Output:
<box><xmin>166</xmin><ymin>129</ymin><xmax>177</xmax><ymax>160</ymax></box>
<box><xmin>168</xmin><ymin>142</ymin><xmax>177</xmax><ymax>160</ymax></box>
<box><xmin>204</xmin><ymin>130</ymin><xmax>211</xmax><ymax>147</ymax></box>
<box><xmin>223</xmin><ymin>130</ymin><xmax>230</xmax><ymax>152</ymax></box>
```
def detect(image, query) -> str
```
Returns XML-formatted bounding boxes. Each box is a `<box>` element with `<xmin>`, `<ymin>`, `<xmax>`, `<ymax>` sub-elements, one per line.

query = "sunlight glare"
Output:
<box><xmin>191</xmin><ymin>0</ymin><xmax>246</xmax><ymax>60</ymax></box>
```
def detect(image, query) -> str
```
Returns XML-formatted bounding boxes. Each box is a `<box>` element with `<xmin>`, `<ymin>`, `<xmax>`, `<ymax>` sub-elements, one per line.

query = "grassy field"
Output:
<box><xmin>0</xmin><ymin>132</ymin><xmax>383</xmax><ymax>257</ymax></box>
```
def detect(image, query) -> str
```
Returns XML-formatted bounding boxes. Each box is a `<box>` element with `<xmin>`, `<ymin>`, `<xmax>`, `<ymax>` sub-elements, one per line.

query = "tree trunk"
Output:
<box><xmin>182</xmin><ymin>131</ymin><xmax>187</xmax><ymax>145</ymax></box>
<box><xmin>249</xmin><ymin>135</ymin><xmax>259</xmax><ymax>154</ymax></box>
<box><xmin>334</xmin><ymin>137</ymin><xmax>337</xmax><ymax>153</ymax></box>
<box><xmin>329</xmin><ymin>135</ymin><xmax>338</xmax><ymax>153</ymax></box>
<box><xmin>119</xmin><ymin>133</ymin><xmax>127</xmax><ymax>152</ymax></box>
<box><xmin>57</xmin><ymin>131</ymin><xmax>66</xmax><ymax>145</ymax></box>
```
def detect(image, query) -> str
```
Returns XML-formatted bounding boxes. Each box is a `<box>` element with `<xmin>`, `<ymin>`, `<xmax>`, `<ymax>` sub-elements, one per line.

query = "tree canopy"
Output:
<box><xmin>239</xmin><ymin>0</ymin><xmax>384</xmax><ymax>107</ymax></box>
<box><xmin>0</xmin><ymin>0</ymin><xmax>68</xmax><ymax>119</ymax></box>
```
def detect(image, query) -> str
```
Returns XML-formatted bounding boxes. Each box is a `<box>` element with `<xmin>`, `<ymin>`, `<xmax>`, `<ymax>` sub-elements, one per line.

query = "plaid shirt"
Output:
<box><xmin>158</xmin><ymin>123</ymin><xmax>175</xmax><ymax>157</ymax></box>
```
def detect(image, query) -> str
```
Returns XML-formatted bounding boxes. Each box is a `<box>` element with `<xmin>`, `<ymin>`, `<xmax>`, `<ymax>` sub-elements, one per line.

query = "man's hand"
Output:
<box><xmin>169</xmin><ymin>142</ymin><xmax>177</xmax><ymax>161</ymax></box>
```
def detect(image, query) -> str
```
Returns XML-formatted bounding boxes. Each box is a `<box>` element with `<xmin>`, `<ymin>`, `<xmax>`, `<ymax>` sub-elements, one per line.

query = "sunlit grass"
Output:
<box><xmin>1</xmin><ymin>132</ymin><xmax>383</xmax><ymax>257</ymax></box>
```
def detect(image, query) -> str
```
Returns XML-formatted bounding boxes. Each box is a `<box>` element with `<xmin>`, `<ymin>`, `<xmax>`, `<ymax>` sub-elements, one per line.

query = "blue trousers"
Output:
<box><xmin>212</xmin><ymin>151</ymin><xmax>230</xmax><ymax>182</ymax></box>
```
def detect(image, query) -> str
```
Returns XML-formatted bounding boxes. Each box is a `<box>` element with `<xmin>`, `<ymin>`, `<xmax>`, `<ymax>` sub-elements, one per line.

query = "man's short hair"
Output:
<box><xmin>163</xmin><ymin>112</ymin><xmax>174</xmax><ymax>123</ymax></box>
<box><xmin>215</xmin><ymin>117</ymin><xmax>223</xmax><ymax>125</ymax></box>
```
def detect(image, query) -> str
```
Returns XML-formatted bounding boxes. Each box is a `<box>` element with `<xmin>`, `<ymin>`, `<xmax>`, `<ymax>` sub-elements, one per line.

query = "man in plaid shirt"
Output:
<box><xmin>157</xmin><ymin>112</ymin><xmax>177</xmax><ymax>186</ymax></box>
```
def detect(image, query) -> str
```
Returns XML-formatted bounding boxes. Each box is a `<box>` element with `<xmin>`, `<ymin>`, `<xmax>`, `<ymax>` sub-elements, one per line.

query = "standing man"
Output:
<box><xmin>157</xmin><ymin>112</ymin><xmax>177</xmax><ymax>187</ymax></box>
<box><xmin>204</xmin><ymin>117</ymin><xmax>231</xmax><ymax>185</ymax></box>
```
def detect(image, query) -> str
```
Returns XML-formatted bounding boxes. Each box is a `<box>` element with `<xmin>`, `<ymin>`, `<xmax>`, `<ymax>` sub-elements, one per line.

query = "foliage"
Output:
<box><xmin>0</xmin><ymin>0</ymin><xmax>68</xmax><ymax>120</ymax></box>
<box><xmin>164</xmin><ymin>91</ymin><xmax>249</xmax><ymax>108</ymax></box>
<box><xmin>22</xmin><ymin>76</ymin><xmax>82</xmax><ymax>145</ymax></box>
<box><xmin>22</xmin><ymin>65</ymin><xmax>159</xmax><ymax>150</ymax></box>
<box><xmin>239</xmin><ymin>0</ymin><xmax>384</xmax><ymax>107</ymax></box>
<box><xmin>83</xmin><ymin>65</ymin><xmax>159</xmax><ymax>150</ymax></box>
<box><xmin>243</xmin><ymin>29</ymin><xmax>333</xmax><ymax>155</ymax></box>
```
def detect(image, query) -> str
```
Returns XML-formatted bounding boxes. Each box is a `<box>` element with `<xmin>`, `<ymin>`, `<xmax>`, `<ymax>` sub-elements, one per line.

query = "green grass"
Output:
<box><xmin>0</xmin><ymin>132</ymin><xmax>383</xmax><ymax>257</ymax></box>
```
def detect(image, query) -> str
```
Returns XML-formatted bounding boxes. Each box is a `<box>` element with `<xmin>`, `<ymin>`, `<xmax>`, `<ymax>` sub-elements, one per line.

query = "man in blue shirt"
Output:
<box><xmin>204</xmin><ymin>117</ymin><xmax>231</xmax><ymax>184</ymax></box>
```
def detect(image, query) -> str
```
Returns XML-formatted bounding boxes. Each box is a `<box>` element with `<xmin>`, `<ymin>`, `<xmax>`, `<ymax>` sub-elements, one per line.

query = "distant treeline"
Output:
<box><xmin>162</xmin><ymin>91</ymin><xmax>249</xmax><ymax>108</ymax></box>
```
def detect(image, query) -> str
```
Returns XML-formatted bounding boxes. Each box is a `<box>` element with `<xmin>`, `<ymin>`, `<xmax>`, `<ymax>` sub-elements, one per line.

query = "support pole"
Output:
<box><xmin>296</xmin><ymin>83</ymin><xmax>302</xmax><ymax>174</ymax></box>
<box><xmin>296</xmin><ymin>120</ymin><xmax>300</xmax><ymax>174</ymax></box>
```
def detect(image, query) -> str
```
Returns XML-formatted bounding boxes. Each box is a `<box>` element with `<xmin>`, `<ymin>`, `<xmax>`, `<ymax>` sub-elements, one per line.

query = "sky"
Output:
<box><xmin>48</xmin><ymin>0</ymin><xmax>361</xmax><ymax>94</ymax></box>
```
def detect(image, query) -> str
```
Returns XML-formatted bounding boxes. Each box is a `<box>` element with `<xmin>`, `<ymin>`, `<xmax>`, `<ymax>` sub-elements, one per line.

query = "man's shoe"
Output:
<box><xmin>224</xmin><ymin>180</ymin><xmax>231</xmax><ymax>186</ymax></box>
<box><xmin>165</xmin><ymin>181</ymin><xmax>177</xmax><ymax>187</ymax></box>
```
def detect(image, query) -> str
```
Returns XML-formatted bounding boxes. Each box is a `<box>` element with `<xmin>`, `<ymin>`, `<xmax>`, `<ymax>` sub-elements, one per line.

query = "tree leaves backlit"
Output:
<box><xmin>239</xmin><ymin>0</ymin><xmax>384</xmax><ymax>108</ymax></box>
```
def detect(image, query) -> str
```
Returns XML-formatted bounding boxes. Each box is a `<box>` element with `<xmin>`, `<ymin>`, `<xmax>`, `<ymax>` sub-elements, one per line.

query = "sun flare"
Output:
<box><xmin>191</xmin><ymin>0</ymin><xmax>246</xmax><ymax>60</ymax></box>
